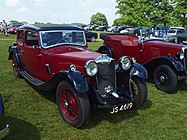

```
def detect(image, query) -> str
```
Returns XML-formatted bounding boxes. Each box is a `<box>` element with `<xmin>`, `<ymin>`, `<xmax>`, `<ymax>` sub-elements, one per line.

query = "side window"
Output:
<box><xmin>17</xmin><ymin>31</ymin><xmax>24</xmax><ymax>44</ymax></box>
<box><xmin>26</xmin><ymin>31</ymin><xmax>38</xmax><ymax>46</ymax></box>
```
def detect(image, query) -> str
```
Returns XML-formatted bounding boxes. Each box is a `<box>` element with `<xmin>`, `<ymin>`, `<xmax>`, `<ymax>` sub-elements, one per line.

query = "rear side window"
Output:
<box><xmin>168</xmin><ymin>29</ymin><xmax>176</xmax><ymax>33</ymax></box>
<box><xmin>17</xmin><ymin>31</ymin><xmax>24</xmax><ymax>44</ymax></box>
<box><xmin>26</xmin><ymin>31</ymin><xmax>38</xmax><ymax>46</ymax></box>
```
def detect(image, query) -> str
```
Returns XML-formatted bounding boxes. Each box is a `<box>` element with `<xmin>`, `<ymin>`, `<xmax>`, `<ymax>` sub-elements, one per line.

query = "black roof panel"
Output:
<box><xmin>18</xmin><ymin>24</ymin><xmax>83</xmax><ymax>31</ymax></box>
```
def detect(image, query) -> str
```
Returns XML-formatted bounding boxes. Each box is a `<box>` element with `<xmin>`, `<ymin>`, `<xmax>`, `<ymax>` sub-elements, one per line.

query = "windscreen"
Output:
<box><xmin>40</xmin><ymin>30</ymin><xmax>86</xmax><ymax>48</ymax></box>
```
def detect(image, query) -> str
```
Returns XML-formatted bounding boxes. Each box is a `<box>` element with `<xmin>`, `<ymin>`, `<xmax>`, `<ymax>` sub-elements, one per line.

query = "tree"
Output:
<box><xmin>172</xmin><ymin>0</ymin><xmax>187</xmax><ymax>27</ymax></box>
<box><xmin>153</xmin><ymin>0</ymin><xmax>174</xmax><ymax>26</ymax></box>
<box><xmin>115</xmin><ymin>0</ymin><xmax>155</xmax><ymax>27</ymax></box>
<box><xmin>90</xmin><ymin>12</ymin><xmax>108</xmax><ymax>26</ymax></box>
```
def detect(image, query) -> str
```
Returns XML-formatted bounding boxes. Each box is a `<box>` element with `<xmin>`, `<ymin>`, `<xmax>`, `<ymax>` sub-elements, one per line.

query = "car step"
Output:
<box><xmin>20</xmin><ymin>71</ymin><xmax>44</xmax><ymax>86</ymax></box>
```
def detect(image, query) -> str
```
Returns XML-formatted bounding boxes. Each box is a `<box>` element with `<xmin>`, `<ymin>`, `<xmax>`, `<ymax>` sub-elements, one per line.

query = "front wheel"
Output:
<box><xmin>131</xmin><ymin>76</ymin><xmax>147</xmax><ymax>109</ymax></box>
<box><xmin>153</xmin><ymin>65</ymin><xmax>177</xmax><ymax>93</ymax></box>
<box><xmin>56</xmin><ymin>81</ymin><xmax>90</xmax><ymax>128</ymax></box>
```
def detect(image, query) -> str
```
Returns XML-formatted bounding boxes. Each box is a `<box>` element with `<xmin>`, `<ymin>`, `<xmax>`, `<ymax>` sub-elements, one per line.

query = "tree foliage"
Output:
<box><xmin>115</xmin><ymin>0</ymin><xmax>187</xmax><ymax>27</ymax></box>
<box><xmin>90</xmin><ymin>12</ymin><xmax>108</xmax><ymax>26</ymax></box>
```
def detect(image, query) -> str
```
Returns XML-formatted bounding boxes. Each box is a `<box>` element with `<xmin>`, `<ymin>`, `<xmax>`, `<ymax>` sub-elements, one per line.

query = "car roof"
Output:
<box><xmin>18</xmin><ymin>24</ymin><xmax>83</xmax><ymax>31</ymax></box>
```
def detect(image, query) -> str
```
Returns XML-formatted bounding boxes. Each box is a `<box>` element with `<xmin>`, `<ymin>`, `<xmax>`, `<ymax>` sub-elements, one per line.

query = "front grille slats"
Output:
<box><xmin>96</xmin><ymin>61</ymin><xmax>116</xmax><ymax>96</ymax></box>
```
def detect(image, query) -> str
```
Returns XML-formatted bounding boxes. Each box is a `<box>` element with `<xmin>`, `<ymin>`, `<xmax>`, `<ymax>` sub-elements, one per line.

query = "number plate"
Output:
<box><xmin>110</xmin><ymin>102</ymin><xmax>133</xmax><ymax>114</ymax></box>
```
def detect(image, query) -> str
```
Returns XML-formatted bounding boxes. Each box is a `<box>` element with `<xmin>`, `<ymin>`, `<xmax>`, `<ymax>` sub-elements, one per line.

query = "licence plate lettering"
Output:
<box><xmin>110</xmin><ymin>102</ymin><xmax>133</xmax><ymax>114</ymax></box>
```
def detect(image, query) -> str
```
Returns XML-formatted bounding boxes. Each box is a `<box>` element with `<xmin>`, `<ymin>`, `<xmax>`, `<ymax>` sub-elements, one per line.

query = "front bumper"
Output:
<box><xmin>0</xmin><ymin>124</ymin><xmax>9</xmax><ymax>139</ymax></box>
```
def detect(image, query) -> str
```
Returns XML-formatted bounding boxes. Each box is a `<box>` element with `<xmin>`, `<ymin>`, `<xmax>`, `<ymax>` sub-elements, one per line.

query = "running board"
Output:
<box><xmin>20</xmin><ymin>71</ymin><xmax>44</xmax><ymax>86</ymax></box>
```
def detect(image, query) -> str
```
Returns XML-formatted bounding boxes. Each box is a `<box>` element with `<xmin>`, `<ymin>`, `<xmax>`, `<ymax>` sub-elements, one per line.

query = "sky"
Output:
<box><xmin>0</xmin><ymin>0</ymin><xmax>118</xmax><ymax>25</ymax></box>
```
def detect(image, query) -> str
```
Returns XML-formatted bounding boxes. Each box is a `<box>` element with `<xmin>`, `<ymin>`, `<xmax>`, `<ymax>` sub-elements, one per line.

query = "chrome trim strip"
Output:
<box><xmin>0</xmin><ymin>124</ymin><xmax>9</xmax><ymax>139</ymax></box>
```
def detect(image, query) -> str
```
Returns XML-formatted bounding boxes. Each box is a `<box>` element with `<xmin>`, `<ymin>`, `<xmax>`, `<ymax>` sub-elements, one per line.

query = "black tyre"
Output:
<box><xmin>90</xmin><ymin>36</ymin><xmax>96</xmax><ymax>42</ymax></box>
<box><xmin>12</xmin><ymin>54</ymin><xmax>21</xmax><ymax>78</ymax></box>
<box><xmin>100</xmin><ymin>49</ymin><xmax>113</xmax><ymax>58</ymax></box>
<box><xmin>153</xmin><ymin>65</ymin><xmax>177</xmax><ymax>93</ymax></box>
<box><xmin>131</xmin><ymin>76</ymin><xmax>147</xmax><ymax>109</ymax></box>
<box><xmin>56</xmin><ymin>81</ymin><xmax>90</xmax><ymax>128</ymax></box>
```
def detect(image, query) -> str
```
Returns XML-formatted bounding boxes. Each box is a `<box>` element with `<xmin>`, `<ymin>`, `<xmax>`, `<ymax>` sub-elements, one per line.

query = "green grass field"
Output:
<box><xmin>0</xmin><ymin>33</ymin><xmax>186</xmax><ymax>140</ymax></box>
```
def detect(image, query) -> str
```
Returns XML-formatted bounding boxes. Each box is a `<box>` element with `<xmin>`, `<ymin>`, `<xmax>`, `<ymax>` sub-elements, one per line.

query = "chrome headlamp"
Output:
<box><xmin>177</xmin><ymin>52</ymin><xmax>185</xmax><ymax>60</ymax></box>
<box><xmin>84</xmin><ymin>60</ymin><xmax>98</xmax><ymax>76</ymax></box>
<box><xmin>119</xmin><ymin>56</ymin><xmax>131</xmax><ymax>70</ymax></box>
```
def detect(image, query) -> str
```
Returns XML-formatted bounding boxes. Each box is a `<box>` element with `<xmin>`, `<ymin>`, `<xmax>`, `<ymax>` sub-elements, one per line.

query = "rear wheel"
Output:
<box><xmin>131</xmin><ymin>76</ymin><xmax>147</xmax><ymax>109</ymax></box>
<box><xmin>56</xmin><ymin>81</ymin><xmax>90</xmax><ymax>128</ymax></box>
<box><xmin>12</xmin><ymin>55</ymin><xmax>21</xmax><ymax>78</ymax></box>
<box><xmin>90</xmin><ymin>36</ymin><xmax>96</xmax><ymax>42</ymax></box>
<box><xmin>153</xmin><ymin>65</ymin><xmax>177</xmax><ymax>93</ymax></box>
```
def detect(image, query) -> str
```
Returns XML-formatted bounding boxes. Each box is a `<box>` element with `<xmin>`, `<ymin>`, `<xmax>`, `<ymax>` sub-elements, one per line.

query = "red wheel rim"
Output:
<box><xmin>60</xmin><ymin>88</ymin><xmax>80</xmax><ymax>121</ymax></box>
<box><xmin>12</xmin><ymin>56</ymin><xmax>19</xmax><ymax>76</ymax></box>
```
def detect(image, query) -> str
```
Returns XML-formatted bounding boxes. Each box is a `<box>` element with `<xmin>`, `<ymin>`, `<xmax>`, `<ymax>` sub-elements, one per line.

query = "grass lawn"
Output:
<box><xmin>0</xmin><ymin>32</ymin><xmax>187</xmax><ymax>140</ymax></box>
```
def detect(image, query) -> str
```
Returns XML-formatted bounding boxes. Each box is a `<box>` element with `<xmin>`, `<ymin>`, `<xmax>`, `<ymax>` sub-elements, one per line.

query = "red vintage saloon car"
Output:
<box><xmin>8</xmin><ymin>24</ymin><xmax>148</xmax><ymax>128</ymax></box>
<box><xmin>99</xmin><ymin>33</ymin><xmax>187</xmax><ymax>93</ymax></box>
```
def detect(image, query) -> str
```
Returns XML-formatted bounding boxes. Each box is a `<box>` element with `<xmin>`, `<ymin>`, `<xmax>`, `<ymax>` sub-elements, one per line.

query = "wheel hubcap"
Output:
<box><xmin>64</xmin><ymin>100</ymin><xmax>68</xmax><ymax>108</ymax></box>
<box><xmin>160</xmin><ymin>76</ymin><xmax>165</xmax><ymax>82</ymax></box>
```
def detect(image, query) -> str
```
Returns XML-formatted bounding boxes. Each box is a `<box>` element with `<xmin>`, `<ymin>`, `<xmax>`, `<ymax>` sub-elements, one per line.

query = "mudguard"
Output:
<box><xmin>98</xmin><ymin>45</ymin><xmax>115</xmax><ymax>59</ymax></box>
<box><xmin>8</xmin><ymin>46</ymin><xmax>23</xmax><ymax>70</ymax></box>
<box><xmin>143</xmin><ymin>56</ymin><xmax>184</xmax><ymax>72</ymax></box>
<box><xmin>130</xmin><ymin>63</ymin><xmax>148</xmax><ymax>79</ymax></box>
<box><xmin>46</xmin><ymin>70</ymin><xmax>89</xmax><ymax>94</ymax></box>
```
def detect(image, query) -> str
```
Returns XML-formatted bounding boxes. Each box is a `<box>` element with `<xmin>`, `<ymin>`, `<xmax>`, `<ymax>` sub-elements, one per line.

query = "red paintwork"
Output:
<box><xmin>103</xmin><ymin>35</ymin><xmax>184</xmax><ymax>64</ymax></box>
<box><xmin>17</xmin><ymin>29</ymin><xmax>100</xmax><ymax>81</ymax></box>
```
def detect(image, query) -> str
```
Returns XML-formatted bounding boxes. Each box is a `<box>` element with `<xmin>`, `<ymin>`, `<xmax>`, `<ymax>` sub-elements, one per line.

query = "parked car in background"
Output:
<box><xmin>99</xmin><ymin>33</ymin><xmax>187</xmax><ymax>93</ymax></box>
<box><xmin>7</xmin><ymin>24</ymin><xmax>23</xmax><ymax>34</ymax></box>
<box><xmin>0</xmin><ymin>95</ymin><xmax>9</xmax><ymax>139</ymax></box>
<box><xmin>85</xmin><ymin>30</ymin><xmax>98</xmax><ymax>42</ymax></box>
<box><xmin>120</xmin><ymin>27</ymin><xmax>134</xmax><ymax>34</ymax></box>
<box><xmin>107</xmin><ymin>26</ymin><xmax>118</xmax><ymax>32</ymax></box>
<box><xmin>167</xmin><ymin>27</ymin><xmax>186</xmax><ymax>38</ymax></box>
<box><xmin>95</xmin><ymin>26</ymin><xmax>110</xmax><ymax>31</ymax></box>
<box><xmin>166</xmin><ymin>34</ymin><xmax>187</xmax><ymax>45</ymax></box>
<box><xmin>114</xmin><ymin>26</ymin><xmax>133</xmax><ymax>33</ymax></box>
<box><xmin>8</xmin><ymin>24</ymin><xmax>148</xmax><ymax>128</ymax></box>
<box><xmin>154</xmin><ymin>26</ymin><xmax>169</xmax><ymax>36</ymax></box>
<box><xmin>89</xmin><ymin>25</ymin><xmax>99</xmax><ymax>30</ymax></box>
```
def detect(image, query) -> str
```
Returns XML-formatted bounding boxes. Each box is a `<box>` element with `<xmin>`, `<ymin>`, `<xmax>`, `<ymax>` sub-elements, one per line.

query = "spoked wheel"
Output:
<box><xmin>12</xmin><ymin>55</ymin><xmax>21</xmax><ymax>78</ymax></box>
<box><xmin>153</xmin><ymin>65</ymin><xmax>177</xmax><ymax>93</ymax></box>
<box><xmin>131</xmin><ymin>76</ymin><xmax>147</xmax><ymax>109</ymax></box>
<box><xmin>56</xmin><ymin>81</ymin><xmax>90</xmax><ymax>128</ymax></box>
<box><xmin>90</xmin><ymin>36</ymin><xmax>96</xmax><ymax>42</ymax></box>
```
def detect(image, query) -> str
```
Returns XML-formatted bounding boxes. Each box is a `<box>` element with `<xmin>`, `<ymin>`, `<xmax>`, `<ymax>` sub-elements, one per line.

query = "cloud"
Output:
<box><xmin>5</xmin><ymin>0</ymin><xmax>20</xmax><ymax>7</ymax></box>
<box><xmin>34</xmin><ymin>0</ymin><xmax>45</xmax><ymax>6</ymax></box>
<box><xmin>81</xmin><ymin>0</ymin><xmax>95</xmax><ymax>7</ymax></box>
<box><xmin>17</xmin><ymin>7</ymin><xmax>29</xmax><ymax>12</ymax></box>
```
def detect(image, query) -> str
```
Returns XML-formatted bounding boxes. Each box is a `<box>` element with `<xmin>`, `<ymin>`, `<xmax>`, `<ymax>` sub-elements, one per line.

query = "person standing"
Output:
<box><xmin>2</xmin><ymin>20</ymin><xmax>8</xmax><ymax>36</ymax></box>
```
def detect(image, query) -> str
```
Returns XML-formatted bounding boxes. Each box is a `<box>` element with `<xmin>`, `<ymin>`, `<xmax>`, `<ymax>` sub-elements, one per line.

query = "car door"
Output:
<box><xmin>22</xmin><ymin>31</ymin><xmax>42</xmax><ymax>78</ymax></box>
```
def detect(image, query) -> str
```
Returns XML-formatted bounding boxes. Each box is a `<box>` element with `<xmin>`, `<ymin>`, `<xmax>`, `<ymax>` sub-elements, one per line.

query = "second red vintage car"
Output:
<box><xmin>99</xmin><ymin>33</ymin><xmax>187</xmax><ymax>93</ymax></box>
<box><xmin>8</xmin><ymin>24</ymin><xmax>148</xmax><ymax>128</ymax></box>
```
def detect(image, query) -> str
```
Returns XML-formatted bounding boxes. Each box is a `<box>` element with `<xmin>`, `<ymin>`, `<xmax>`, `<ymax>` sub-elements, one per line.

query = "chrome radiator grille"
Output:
<box><xmin>96</xmin><ymin>61</ymin><xmax>116</xmax><ymax>96</ymax></box>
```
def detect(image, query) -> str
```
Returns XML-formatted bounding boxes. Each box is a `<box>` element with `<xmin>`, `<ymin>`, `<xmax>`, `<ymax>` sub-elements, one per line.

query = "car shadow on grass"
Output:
<box><xmin>82</xmin><ymin>99</ymin><xmax>152</xmax><ymax>129</ymax></box>
<box><xmin>0</xmin><ymin>115</ymin><xmax>40</xmax><ymax>140</ymax></box>
<box><xmin>27</xmin><ymin>81</ymin><xmax>152</xmax><ymax>129</ymax></box>
<box><xmin>146</xmin><ymin>79</ymin><xmax>187</xmax><ymax>94</ymax></box>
